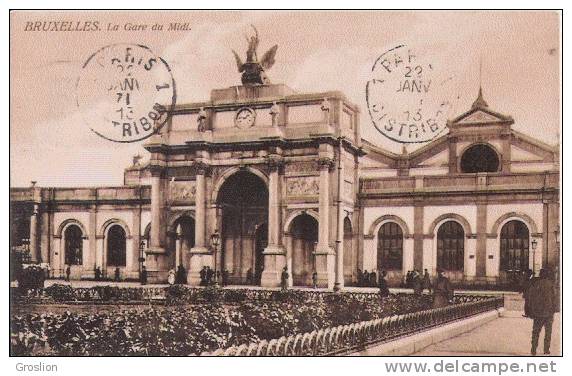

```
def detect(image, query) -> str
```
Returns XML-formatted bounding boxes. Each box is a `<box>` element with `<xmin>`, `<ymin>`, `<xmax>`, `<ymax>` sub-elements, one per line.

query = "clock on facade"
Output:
<box><xmin>235</xmin><ymin>107</ymin><xmax>256</xmax><ymax>128</ymax></box>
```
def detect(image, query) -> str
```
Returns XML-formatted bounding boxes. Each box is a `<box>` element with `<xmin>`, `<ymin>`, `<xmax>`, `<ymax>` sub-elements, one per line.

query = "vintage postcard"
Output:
<box><xmin>8</xmin><ymin>8</ymin><xmax>562</xmax><ymax>370</ymax></box>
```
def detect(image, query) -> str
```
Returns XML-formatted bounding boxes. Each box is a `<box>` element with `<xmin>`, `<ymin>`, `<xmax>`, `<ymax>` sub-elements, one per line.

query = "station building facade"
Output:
<box><xmin>10</xmin><ymin>83</ymin><xmax>560</xmax><ymax>288</ymax></box>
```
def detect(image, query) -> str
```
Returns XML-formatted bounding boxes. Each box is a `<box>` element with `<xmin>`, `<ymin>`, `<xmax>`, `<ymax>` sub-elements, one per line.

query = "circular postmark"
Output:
<box><xmin>366</xmin><ymin>44</ymin><xmax>455</xmax><ymax>144</ymax></box>
<box><xmin>76</xmin><ymin>43</ymin><xmax>176</xmax><ymax>143</ymax></box>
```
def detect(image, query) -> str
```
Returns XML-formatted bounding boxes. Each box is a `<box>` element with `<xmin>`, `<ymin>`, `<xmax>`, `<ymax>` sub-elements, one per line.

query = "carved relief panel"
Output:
<box><xmin>285</xmin><ymin>176</ymin><xmax>319</xmax><ymax>196</ymax></box>
<box><xmin>169</xmin><ymin>181</ymin><xmax>196</xmax><ymax>203</ymax></box>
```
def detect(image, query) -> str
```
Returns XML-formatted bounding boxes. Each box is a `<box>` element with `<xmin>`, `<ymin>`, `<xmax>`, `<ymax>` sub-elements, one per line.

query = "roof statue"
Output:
<box><xmin>232</xmin><ymin>25</ymin><xmax>278</xmax><ymax>86</ymax></box>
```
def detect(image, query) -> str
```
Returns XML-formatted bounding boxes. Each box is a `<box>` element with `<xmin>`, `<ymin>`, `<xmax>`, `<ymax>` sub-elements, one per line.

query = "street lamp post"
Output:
<box><xmin>531</xmin><ymin>238</ymin><xmax>538</xmax><ymax>274</ymax></box>
<box><xmin>210</xmin><ymin>230</ymin><xmax>220</xmax><ymax>286</ymax></box>
<box><xmin>138</xmin><ymin>240</ymin><xmax>145</xmax><ymax>283</ymax></box>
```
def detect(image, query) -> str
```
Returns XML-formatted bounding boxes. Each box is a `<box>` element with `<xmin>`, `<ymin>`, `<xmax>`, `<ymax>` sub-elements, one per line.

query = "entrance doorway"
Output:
<box><xmin>289</xmin><ymin>213</ymin><xmax>318</xmax><ymax>286</ymax></box>
<box><xmin>217</xmin><ymin>170</ymin><xmax>268</xmax><ymax>285</ymax></box>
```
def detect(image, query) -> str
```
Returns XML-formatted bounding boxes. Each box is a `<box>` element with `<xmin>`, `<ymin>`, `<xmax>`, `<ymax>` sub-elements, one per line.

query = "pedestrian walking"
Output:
<box><xmin>363</xmin><ymin>270</ymin><xmax>370</xmax><ymax>287</ymax></box>
<box><xmin>167</xmin><ymin>269</ymin><xmax>176</xmax><ymax>285</ymax></box>
<box><xmin>527</xmin><ymin>268</ymin><xmax>557</xmax><ymax>355</ymax></box>
<box><xmin>176</xmin><ymin>264</ymin><xmax>187</xmax><ymax>284</ymax></box>
<box><xmin>199</xmin><ymin>266</ymin><xmax>207</xmax><ymax>286</ymax></box>
<box><xmin>423</xmin><ymin>268</ymin><xmax>432</xmax><ymax>294</ymax></box>
<box><xmin>370</xmin><ymin>271</ymin><xmax>377</xmax><ymax>287</ymax></box>
<box><xmin>521</xmin><ymin>268</ymin><xmax>534</xmax><ymax>317</ymax></box>
<box><xmin>114</xmin><ymin>267</ymin><xmax>121</xmax><ymax>282</ymax></box>
<box><xmin>412</xmin><ymin>270</ymin><xmax>423</xmax><ymax>295</ymax></box>
<box><xmin>312</xmin><ymin>271</ymin><xmax>318</xmax><ymax>289</ymax></box>
<box><xmin>140</xmin><ymin>265</ymin><xmax>147</xmax><ymax>285</ymax></box>
<box><xmin>432</xmin><ymin>269</ymin><xmax>452</xmax><ymax>308</ymax></box>
<box><xmin>222</xmin><ymin>269</ymin><xmax>229</xmax><ymax>287</ymax></box>
<box><xmin>65</xmin><ymin>265</ymin><xmax>71</xmax><ymax>282</ymax></box>
<box><xmin>378</xmin><ymin>270</ymin><xmax>389</xmax><ymax>297</ymax></box>
<box><xmin>206</xmin><ymin>266</ymin><xmax>214</xmax><ymax>285</ymax></box>
<box><xmin>281</xmin><ymin>267</ymin><xmax>289</xmax><ymax>291</ymax></box>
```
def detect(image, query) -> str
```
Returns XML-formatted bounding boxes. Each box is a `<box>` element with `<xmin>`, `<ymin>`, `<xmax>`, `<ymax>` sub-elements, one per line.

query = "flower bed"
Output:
<box><xmin>11</xmin><ymin>292</ymin><xmax>435</xmax><ymax>356</ymax></box>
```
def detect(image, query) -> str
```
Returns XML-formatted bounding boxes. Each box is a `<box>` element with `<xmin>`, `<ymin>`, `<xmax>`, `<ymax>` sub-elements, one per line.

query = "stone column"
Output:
<box><xmin>29</xmin><ymin>203</ymin><xmax>39</xmax><ymax>262</ymax></box>
<box><xmin>315</xmin><ymin>157</ymin><xmax>335</xmax><ymax>289</ymax></box>
<box><xmin>87</xmin><ymin>205</ymin><xmax>98</xmax><ymax>277</ymax></box>
<box><xmin>486</xmin><ymin>237</ymin><xmax>500</xmax><ymax>280</ymax></box>
<box><xmin>145</xmin><ymin>166</ymin><xmax>169</xmax><ymax>283</ymax></box>
<box><xmin>285</xmin><ymin>234</ymin><xmax>293</xmax><ymax>287</ymax></box>
<box><xmin>413</xmin><ymin>202</ymin><xmax>424</xmax><ymax>270</ymax></box>
<box><xmin>465</xmin><ymin>236</ymin><xmax>477</xmax><ymax>280</ymax></box>
<box><xmin>261</xmin><ymin>156</ymin><xmax>286</xmax><ymax>287</ymax></box>
<box><xmin>149</xmin><ymin>167</ymin><xmax>164</xmax><ymax>251</ymax></box>
<box><xmin>194</xmin><ymin>170</ymin><xmax>207</xmax><ymax>250</ymax></box>
<box><xmin>403</xmin><ymin>237</ymin><xmax>415</xmax><ymax>275</ymax></box>
<box><xmin>334</xmin><ymin>147</ymin><xmax>344</xmax><ymax>291</ymax></box>
<box><xmin>475</xmin><ymin>202</ymin><xmax>488</xmax><ymax>278</ymax></box>
<box><xmin>188</xmin><ymin>162</ymin><xmax>213</xmax><ymax>285</ymax></box>
<box><xmin>40</xmin><ymin>209</ymin><xmax>50</xmax><ymax>264</ymax></box>
<box><xmin>128</xmin><ymin>206</ymin><xmax>142</xmax><ymax>280</ymax></box>
<box><xmin>448</xmin><ymin>136</ymin><xmax>458</xmax><ymax>174</ymax></box>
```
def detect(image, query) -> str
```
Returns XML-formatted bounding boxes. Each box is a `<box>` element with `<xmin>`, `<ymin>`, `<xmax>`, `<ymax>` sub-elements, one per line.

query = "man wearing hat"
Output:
<box><xmin>432</xmin><ymin>268</ymin><xmax>452</xmax><ymax>308</ymax></box>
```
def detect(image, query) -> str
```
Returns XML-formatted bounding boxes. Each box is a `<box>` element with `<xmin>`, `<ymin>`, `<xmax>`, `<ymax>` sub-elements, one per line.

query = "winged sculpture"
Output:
<box><xmin>232</xmin><ymin>25</ymin><xmax>278</xmax><ymax>85</ymax></box>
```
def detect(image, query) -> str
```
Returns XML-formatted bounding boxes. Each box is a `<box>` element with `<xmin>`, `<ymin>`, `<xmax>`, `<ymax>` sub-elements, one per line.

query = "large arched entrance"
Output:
<box><xmin>217</xmin><ymin>170</ymin><xmax>268</xmax><ymax>285</ymax></box>
<box><xmin>106</xmin><ymin>225</ymin><xmax>127</xmax><ymax>268</ymax></box>
<box><xmin>436</xmin><ymin>221</ymin><xmax>464</xmax><ymax>271</ymax></box>
<box><xmin>500</xmin><ymin>220</ymin><xmax>530</xmax><ymax>274</ymax></box>
<box><xmin>64</xmin><ymin>225</ymin><xmax>84</xmax><ymax>266</ymax></box>
<box><xmin>289</xmin><ymin>213</ymin><xmax>318</xmax><ymax>286</ymax></box>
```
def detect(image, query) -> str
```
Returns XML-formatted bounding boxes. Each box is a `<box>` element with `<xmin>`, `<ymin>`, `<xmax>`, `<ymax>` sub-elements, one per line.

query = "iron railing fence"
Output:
<box><xmin>200</xmin><ymin>296</ymin><xmax>504</xmax><ymax>356</ymax></box>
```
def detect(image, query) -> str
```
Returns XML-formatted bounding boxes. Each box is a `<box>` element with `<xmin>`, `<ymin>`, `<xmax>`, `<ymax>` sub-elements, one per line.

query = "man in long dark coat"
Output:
<box><xmin>280</xmin><ymin>267</ymin><xmax>289</xmax><ymax>291</ymax></box>
<box><xmin>199</xmin><ymin>266</ymin><xmax>207</xmax><ymax>286</ymax></box>
<box><xmin>527</xmin><ymin>268</ymin><xmax>557</xmax><ymax>355</ymax></box>
<box><xmin>432</xmin><ymin>269</ymin><xmax>452</xmax><ymax>308</ymax></box>
<box><xmin>378</xmin><ymin>270</ymin><xmax>390</xmax><ymax>297</ymax></box>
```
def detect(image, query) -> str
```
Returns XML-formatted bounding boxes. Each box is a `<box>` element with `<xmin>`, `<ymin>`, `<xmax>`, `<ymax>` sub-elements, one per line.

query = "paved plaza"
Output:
<box><xmin>414</xmin><ymin>311</ymin><xmax>561</xmax><ymax>356</ymax></box>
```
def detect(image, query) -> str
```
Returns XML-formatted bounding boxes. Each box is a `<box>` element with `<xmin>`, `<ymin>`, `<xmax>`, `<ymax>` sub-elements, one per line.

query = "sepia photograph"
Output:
<box><xmin>7</xmin><ymin>7</ymin><xmax>562</xmax><ymax>368</ymax></box>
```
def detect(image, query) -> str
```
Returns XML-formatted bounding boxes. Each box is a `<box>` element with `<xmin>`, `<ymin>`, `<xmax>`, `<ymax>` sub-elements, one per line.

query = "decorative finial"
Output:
<box><xmin>471</xmin><ymin>86</ymin><xmax>488</xmax><ymax>109</ymax></box>
<box><xmin>231</xmin><ymin>25</ymin><xmax>278</xmax><ymax>86</ymax></box>
<box><xmin>132</xmin><ymin>154</ymin><xmax>142</xmax><ymax>166</ymax></box>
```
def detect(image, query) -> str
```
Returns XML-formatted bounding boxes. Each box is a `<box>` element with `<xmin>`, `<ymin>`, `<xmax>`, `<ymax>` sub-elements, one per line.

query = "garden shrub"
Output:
<box><xmin>11</xmin><ymin>292</ymin><xmax>464</xmax><ymax>356</ymax></box>
<box><xmin>44</xmin><ymin>284</ymin><xmax>75</xmax><ymax>302</ymax></box>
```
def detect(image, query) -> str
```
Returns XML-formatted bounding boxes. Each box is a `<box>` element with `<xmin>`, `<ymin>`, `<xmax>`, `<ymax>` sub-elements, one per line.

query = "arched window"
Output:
<box><xmin>107</xmin><ymin>225</ymin><xmax>126</xmax><ymax>267</ymax></box>
<box><xmin>64</xmin><ymin>225</ymin><xmax>83</xmax><ymax>265</ymax></box>
<box><xmin>460</xmin><ymin>144</ymin><xmax>500</xmax><ymax>173</ymax></box>
<box><xmin>377</xmin><ymin>222</ymin><xmax>403</xmax><ymax>270</ymax></box>
<box><xmin>500</xmin><ymin>220</ymin><xmax>530</xmax><ymax>272</ymax></box>
<box><xmin>437</xmin><ymin>221</ymin><xmax>464</xmax><ymax>271</ymax></box>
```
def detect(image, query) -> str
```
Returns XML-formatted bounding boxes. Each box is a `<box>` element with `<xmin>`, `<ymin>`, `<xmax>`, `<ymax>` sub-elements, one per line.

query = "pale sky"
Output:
<box><xmin>10</xmin><ymin>10</ymin><xmax>560</xmax><ymax>187</ymax></box>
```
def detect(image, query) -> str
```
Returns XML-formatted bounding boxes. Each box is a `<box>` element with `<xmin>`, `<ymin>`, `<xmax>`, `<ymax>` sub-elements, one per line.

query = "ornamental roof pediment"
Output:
<box><xmin>457</xmin><ymin>109</ymin><xmax>505</xmax><ymax>124</ymax></box>
<box><xmin>452</xmin><ymin>107</ymin><xmax>513</xmax><ymax>126</ymax></box>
